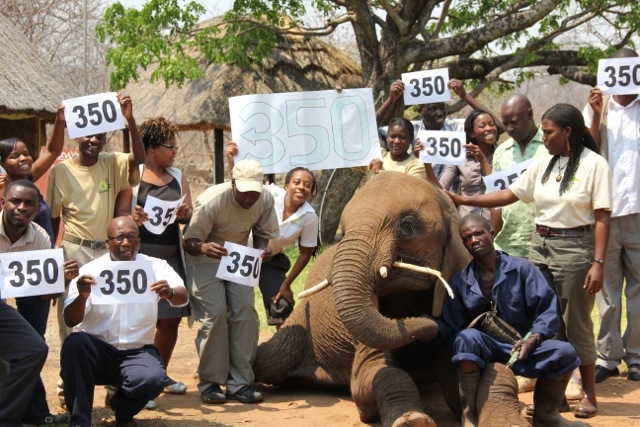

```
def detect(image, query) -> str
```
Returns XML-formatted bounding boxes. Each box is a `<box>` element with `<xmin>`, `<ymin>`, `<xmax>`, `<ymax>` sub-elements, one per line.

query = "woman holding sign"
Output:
<box><xmin>226</xmin><ymin>142</ymin><xmax>318</xmax><ymax>329</ymax></box>
<box><xmin>447</xmin><ymin>103</ymin><xmax>612</xmax><ymax>418</ymax></box>
<box><xmin>116</xmin><ymin>116</ymin><xmax>192</xmax><ymax>404</ymax></box>
<box><xmin>439</xmin><ymin>109</ymin><xmax>499</xmax><ymax>219</ymax></box>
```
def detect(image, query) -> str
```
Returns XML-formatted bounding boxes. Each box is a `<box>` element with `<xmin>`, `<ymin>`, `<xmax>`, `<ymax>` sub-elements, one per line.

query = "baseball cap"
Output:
<box><xmin>232</xmin><ymin>159</ymin><xmax>264</xmax><ymax>193</ymax></box>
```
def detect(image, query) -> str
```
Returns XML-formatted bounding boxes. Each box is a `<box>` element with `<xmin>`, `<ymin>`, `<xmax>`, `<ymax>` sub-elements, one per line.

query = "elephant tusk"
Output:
<box><xmin>379</xmin><ymin>266</ymin><xmax>388</xmax><ymax>278</ymax></box>
<box><xmin>392</xmin><ymin>261</ymin><xmax>454</xmax><ymax>299</ymax></box>
<box><xmin>298</xmin><ymin>279</ymin><xmax>329</xmax><ymax>299</ymax></box>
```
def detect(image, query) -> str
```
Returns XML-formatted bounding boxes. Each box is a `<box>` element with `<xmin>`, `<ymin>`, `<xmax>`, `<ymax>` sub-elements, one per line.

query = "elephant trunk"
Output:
<box><xmin>332</xmin><ymin>231</ymin><xmax>438</xmax><ymax>351</ymax></box>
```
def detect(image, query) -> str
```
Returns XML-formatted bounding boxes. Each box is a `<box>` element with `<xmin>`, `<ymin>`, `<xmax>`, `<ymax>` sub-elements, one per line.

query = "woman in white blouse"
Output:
<box><xmin>226</xmin><ymin>142</ymin><xmax>319</xmax><ymax>329</ymax></box>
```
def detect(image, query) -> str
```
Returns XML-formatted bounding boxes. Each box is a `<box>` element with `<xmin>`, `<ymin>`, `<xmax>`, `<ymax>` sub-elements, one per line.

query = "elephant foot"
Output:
<box><xmin>477</xmin><ymin>363</ymin><xmax>531</xmax><ymax>427</ymax></box>
<box><xmin>391</xmin><ymin>411</ymin><xmax>436</xmax><ymax>427</ymax></box>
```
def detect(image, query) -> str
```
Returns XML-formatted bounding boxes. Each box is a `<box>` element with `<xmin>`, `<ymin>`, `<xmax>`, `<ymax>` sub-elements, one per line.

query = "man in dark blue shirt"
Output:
<box><xmin>439</xmin><ymin>214</ymin><xmax>583</xmax><ymax>427</ymax></box>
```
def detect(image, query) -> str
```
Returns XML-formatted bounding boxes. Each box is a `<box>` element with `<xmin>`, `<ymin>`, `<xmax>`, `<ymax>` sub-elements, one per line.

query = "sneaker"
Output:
<box><xmin>201</xmin><ymin>384</ymin><xmax>226</xmax><ymax>404</ymax></box>
<box><xmin>594</xmin><ymin>365</ymin><xmax>619</xmax><ymax>383</ymax></box>
<box><xmin>21</xmin><ymin>413</ymin><xmax>69</xmax><ymax>425</ymax></box>
<box><xmin>145</xmin><ymin>400</ymin><xmax>157</xmax><ymax>410</ymax></box>
<box><xmin>565</xmin><ymin>378</ymin><xmax>583</xmax><ymax>401</ymax></box>
<box><xmin>225</xmin><ymin>385</ymin><xmax>263</xmax><ymax>403</ymax></box>
<box><xmin>628</xmin><ymin>364</ymin><xmax>640</xmax><ymax>381</ymax></box>
<box><xmin>516</xmin><ymin>376</ymin><xmax>536</xmax><ymax>393</ymax></box>
<box><xmin>164</xmin><ymin>380</ymin><xmax>187</xmax><ymax>394</ymax></box>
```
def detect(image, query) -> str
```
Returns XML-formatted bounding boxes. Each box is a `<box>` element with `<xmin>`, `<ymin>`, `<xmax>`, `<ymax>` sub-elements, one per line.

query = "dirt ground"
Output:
<box><xmin>30</xmin><ymin>301</ymin><xmax>640</xmax><ymax>427</ymax></box>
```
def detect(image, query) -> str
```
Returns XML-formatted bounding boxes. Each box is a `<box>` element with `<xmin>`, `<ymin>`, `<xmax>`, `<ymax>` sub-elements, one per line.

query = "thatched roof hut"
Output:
<box><xmin>124</xmin><ymin>17</ymin><xmax>362</xmax><ymax>183</ymax></box>
<box><xmin>0</xmin><ymin>13</ymin><xmax>78</xmax><ymax>153</ymax></box>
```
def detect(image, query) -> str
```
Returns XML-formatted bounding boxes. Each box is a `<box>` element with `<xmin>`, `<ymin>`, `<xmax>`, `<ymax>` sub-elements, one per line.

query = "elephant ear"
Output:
<box><xmin>432</xmin><ymin>191</ymin><xmax>472</xmax><ymax>317</ymax></box>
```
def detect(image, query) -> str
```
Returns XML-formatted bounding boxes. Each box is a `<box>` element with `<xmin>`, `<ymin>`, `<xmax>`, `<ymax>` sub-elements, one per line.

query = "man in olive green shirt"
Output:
<box><xmin>492</xmin><ymin>94</ymin><xmax>546</xmax><ymax>258</ymax></box>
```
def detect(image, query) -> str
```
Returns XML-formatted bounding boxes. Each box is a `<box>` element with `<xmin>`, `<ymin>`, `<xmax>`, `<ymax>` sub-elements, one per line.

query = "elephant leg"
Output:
<box><xmin>476</xmin><ymin>363</ymin><xmax>531</xmax><ymax>427</ymax></box>
<box><xmin>254</xmin><ymin>324</ymin><xmax>306</xmax><ymax>385</ymax></box>
<box><xmin>351</xmin><ymin>344</ymin><xmax>435</xmax><ymax>427</ymax></box>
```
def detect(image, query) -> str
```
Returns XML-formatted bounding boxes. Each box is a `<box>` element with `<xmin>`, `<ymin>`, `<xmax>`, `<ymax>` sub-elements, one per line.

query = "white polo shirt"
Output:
<box><xmin>265</xmin><ymin>184</ymin><xmax>318</xmax><ymax>255</ymax></box>
<box><xmin>64</xmin><ymin>253</ymin><xmax>187</xmax><ymax>350</ymax></box>
<box><xmin>584</xmin><ymin>96</ymin><xmax>640</xmax><ymax>218</ymax></box>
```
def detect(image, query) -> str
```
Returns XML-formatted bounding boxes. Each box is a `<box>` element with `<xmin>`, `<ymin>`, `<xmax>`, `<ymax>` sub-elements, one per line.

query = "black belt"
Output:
<box><xmin>535</xmin><ymin>224</ymin><xmax>592</xmax><ymax>238</ymax></box>
<box><xmin>63</xmin><ymin>234</ymin><xmax>107</xmax><ymax>250</ymax></box>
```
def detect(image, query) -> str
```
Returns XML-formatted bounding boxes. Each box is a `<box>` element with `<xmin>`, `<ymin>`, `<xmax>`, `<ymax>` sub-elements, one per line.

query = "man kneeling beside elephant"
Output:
<box><xmin>254</xmin><ymin>173</ymin><xmax>535</xmax><ymax>427</ymax></box>
<box><xmin>438</xmin><ymin>214</ymin><xmax>585</xmax><ymax>427</ymax></box>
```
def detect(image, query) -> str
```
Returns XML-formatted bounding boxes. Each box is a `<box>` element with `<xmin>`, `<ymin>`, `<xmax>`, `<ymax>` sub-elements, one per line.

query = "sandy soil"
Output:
<box><xmin>30</xmin><ymin>302</ymin><xmax>640</xmax><ymax>427</ymax></box>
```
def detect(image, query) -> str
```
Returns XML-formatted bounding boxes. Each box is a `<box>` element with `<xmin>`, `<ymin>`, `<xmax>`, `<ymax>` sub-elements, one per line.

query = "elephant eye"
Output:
<box><xmin>398</xmin><ymin>214</ymin><xmax>418</xmax><ymax>237</ymax></box>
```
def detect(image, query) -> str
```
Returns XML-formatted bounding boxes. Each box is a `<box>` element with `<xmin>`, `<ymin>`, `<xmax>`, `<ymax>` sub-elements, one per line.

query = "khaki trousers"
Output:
<box><xmin>187</xmin><ymin>263</ymin><xmax>259</xmax><ymax>394</ymax></box>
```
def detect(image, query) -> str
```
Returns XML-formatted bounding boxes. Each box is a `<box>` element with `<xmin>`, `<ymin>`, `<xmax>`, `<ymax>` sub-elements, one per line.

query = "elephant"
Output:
<box><xmin>254</xmin><ymin>172</ymin><xmax>529</xmax><ymax>427</ymax></box>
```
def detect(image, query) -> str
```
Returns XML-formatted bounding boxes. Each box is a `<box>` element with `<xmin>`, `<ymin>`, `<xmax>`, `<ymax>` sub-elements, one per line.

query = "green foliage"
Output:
<box><xmin>96</xmin><ymin>0</ymin><xmax>207</xmax><ymax>89</ymax></box>
<box><xmin>98</xmin><ymin>0</ymin><xmax>640</xmax><ymax>95</ymax></box>
<box><xmin>97</xmin><ymin>0</ymin><xmax>329</xmax><ymax>90</ymax></box>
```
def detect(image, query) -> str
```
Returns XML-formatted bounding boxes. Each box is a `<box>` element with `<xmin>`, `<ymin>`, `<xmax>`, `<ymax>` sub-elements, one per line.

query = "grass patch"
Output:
<box><xmin>256</xmin><ymin>246</ymin><xmax>314</xmax><ymax>333</ymax></box>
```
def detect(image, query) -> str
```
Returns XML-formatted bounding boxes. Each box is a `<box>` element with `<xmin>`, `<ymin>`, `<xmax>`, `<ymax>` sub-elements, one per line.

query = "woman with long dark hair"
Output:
<box><xmin>447</xmin><ymin>103</ymin><xmax>612</xmax><ymax>419</ymax></box>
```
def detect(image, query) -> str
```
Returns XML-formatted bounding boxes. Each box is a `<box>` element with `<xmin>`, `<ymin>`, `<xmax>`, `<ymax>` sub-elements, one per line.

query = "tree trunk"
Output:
<box><xmin>310</xmin><ymin>168</ymin><xmax>365</xmax><ymax>245</ymax></box>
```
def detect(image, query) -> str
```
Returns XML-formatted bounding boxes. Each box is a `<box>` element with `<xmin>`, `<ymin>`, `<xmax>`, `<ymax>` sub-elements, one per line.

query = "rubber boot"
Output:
<box><xmin>459</xmin><ymin>371</ymin><xmax>481</xmax><ymax>427</ymax></box>
<box><xmin>477</xmin><ymin>363</ymin><xmax>530</xmax><ymax>427</ymax></box>
<box><xmin>533</xmin><ymin>377</ymin><xmax>587</xmax><ymax>427</ymax></box>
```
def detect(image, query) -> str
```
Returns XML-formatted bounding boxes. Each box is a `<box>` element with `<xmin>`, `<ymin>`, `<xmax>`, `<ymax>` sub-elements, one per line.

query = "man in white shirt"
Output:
<box><xmin>61</xmin><ymin>216</ymin><xmax>188</xmax><ymax>427</ymax></box>
<box><xmin>584</xmin><ymin>47</ymin><xmax>640</xmax><ymax>383</ymax></box>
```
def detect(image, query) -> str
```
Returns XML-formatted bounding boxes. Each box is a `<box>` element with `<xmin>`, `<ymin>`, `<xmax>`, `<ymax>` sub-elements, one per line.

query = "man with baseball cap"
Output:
<box><xmin>183</xmin><ymin>159</ymin><xmax>279</xmax><ymax>405</ymax></box>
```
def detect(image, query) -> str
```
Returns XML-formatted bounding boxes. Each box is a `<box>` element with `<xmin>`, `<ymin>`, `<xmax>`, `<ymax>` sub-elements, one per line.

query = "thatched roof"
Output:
<box><xmin>0</xmin><ymin>13</ymin><xmax>78</xmax><ymax>120</ymax></box>
<box><xmin>125</xmin><ymin>17</ymin><xmax>362</xmax><ymax>131</ymax></box>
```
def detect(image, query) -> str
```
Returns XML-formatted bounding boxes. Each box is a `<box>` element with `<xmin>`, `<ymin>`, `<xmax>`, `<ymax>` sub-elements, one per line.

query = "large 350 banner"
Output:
<box><xmin>229</xmin><ymin>89</ymin><xmax>380</xmax><ymax>174</ymax></box>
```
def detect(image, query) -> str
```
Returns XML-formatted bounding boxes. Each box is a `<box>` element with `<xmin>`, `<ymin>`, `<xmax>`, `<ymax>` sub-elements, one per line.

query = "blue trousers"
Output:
<box><xmin>16</xmin><ymin>296</ymin><xmax>51</xmax><ymax>420</ymax></box>
<box><xmin>60</xmin><ymin>332</ymin><xmax>167</xmax><ymax>426</ymax></box>
<box><xmin>452</xmin><ymin>329</ymin><xmax>580</xmax><ymax>379</ymax></box>
<box><xmin>0</xmin><ymin>301</ymin><xmax>48</xmax><ymax>427</ymax></box>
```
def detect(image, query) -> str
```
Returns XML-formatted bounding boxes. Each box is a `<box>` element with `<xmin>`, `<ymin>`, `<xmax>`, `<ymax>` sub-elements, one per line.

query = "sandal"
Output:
<box><xmin>164</xmin><ymin>381</ymin><xmax>187</xmax><ymax>394</ymax></box>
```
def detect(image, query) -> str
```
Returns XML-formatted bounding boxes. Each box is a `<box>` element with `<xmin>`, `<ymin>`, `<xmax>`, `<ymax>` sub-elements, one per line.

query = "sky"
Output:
<box><xmin>115</xmin><ymin>0</ymin><xmax>234</xmax><ymax>17</ymax></box>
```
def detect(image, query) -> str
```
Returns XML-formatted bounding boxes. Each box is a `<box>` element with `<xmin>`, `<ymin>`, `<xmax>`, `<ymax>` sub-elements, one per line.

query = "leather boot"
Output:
<box><xmin>477</xmin><ymin>363</ymin><xmax>530</xmax><ymax>427</ymax></box>
<box><xmin>459</xmin><ymin>371</ymin><xmax>481</xmax><ymax>427</ymax></box>
<box><xmin>532</xmin><ymin>377</ymin><xmax>587</xmax><ymax>427</ymax></box>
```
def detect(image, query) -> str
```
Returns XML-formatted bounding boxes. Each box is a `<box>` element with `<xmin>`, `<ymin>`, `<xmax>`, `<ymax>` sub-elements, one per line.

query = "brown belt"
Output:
<box><xmin>63</xmin><ymin>233</ymin><xmax>107</xmax><ymax>250</ymax></box>
<box><xmin>535</xmin><ymin>224</ymin><xmax>593</xmax><ymax>238</ymax></box>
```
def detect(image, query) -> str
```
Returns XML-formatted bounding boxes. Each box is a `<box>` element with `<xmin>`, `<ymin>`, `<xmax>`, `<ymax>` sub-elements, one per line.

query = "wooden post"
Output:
<box><xmin>214</xmin><ymin>127</ymin><xmax>224</xmax><ymax>184</ymax></box>
<box><xmin>123</xmin><ymin>128</ymin><xmax>131</xmax><ymax>153</ymax></box>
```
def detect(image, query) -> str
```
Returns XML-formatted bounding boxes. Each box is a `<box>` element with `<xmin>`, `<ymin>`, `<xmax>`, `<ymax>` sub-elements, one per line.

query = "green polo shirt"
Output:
<box><xmin>492</xmin><ymin>128</ymin><xmax>547</xmax><ymax>257</ymax></box>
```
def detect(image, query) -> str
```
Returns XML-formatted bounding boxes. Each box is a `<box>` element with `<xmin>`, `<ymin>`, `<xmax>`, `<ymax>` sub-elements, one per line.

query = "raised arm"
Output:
<box><xmin>376</xmin><ymin>80</ymin><xmax>405</xmax><ymax>126</ymax></box>
<box><xmin>586</xmin><ymin>87</ymin><xmax>603</xmax><ymax>150</ymax></box>
<box><xmin>32</xmin><ymin>105</ymin><xmax>66</xmax><ymax>182</ymax></box>
<box><xmin>448</xmin><ymin>79</ymin><xmax>505</xmax><ymax>134</ymax></box>
<box><xmin>118</xmin><ymin>95</ymin><xmax>146</xmax><ymax>167</ymax></box>
<box><xmin>226</xmin><ymin>141</ymin><xmax>238</xmax><ymax>179</ymax></box>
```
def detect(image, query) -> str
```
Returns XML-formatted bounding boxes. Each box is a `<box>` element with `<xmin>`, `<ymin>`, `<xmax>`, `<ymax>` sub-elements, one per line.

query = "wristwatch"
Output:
<box><xmin>592</xmin><ymin>259</ymin><xmax>605</xmax><ymax>265</ymax></box>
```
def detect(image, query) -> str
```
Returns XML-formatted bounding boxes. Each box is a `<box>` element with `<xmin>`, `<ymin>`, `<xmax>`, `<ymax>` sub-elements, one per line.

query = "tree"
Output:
<box><xmin>96</xmin><ymin>0</ymin><xmax>640</xmax><ymax>241</ymax></box>
<box><xmin>1</xmin><ymin>0</ymin><xmax>109</xmax><ymax>95</ymax></box>
<box><xmin>98</xmin><ymin>1</ymin><xmax>639</xmax><ymax>97</ymax></box>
